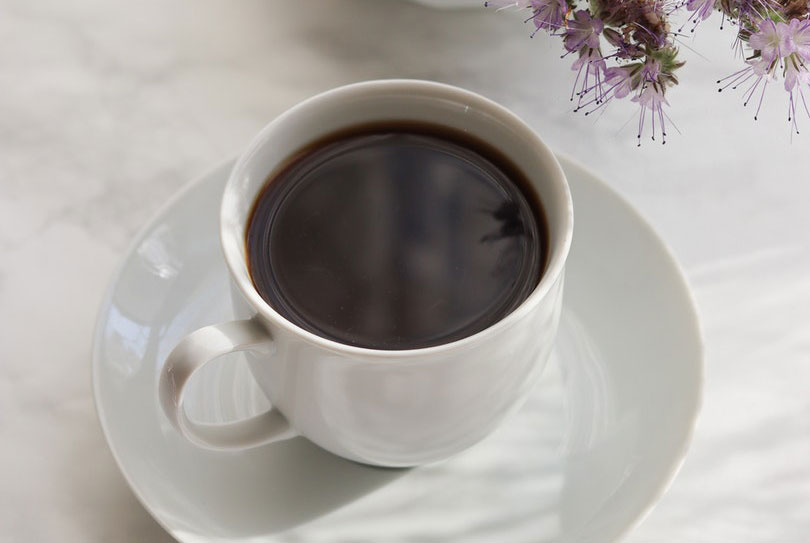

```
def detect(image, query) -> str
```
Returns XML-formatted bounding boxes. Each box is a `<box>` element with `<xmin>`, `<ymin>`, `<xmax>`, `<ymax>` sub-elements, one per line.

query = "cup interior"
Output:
<box><xmin>221</xmin><ymin>79</ymin><xmax>573</xmax><ymax>354</ymax></box>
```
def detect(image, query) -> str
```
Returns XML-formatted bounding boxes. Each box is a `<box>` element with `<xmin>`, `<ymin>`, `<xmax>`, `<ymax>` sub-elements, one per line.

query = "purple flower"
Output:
<box><xmin>633</xmin><ymin>83</ymin><xmax>669</xmax><ymax>108</ymax></box>
<box><xmin>784</xmin><ymin>18</ymin><xmax>810</xmax><ymax>59</ymax></box>
<box><xmin>528</xmin><ymin>0</ymin><xmax>567</xmax><ymax>32</ymax></box>
<box><xmin>781</xmin><ymin>19</ymin><xmax>810</xmax><ymax>93</ymax></box>
<box><xmin>784</xmin><ymin>55</ymin><xmax>810</xmax><ymax>91</ymax></box>
<box><xmin>733</xmin><ymin>0</ymin><xmax>779</xmax><ymax>20</ymax></box>
<box><xmin>686</xmin><ymin>0</ymin><xmax>716</xmax><ymax>21</ymax></box>
<box><xmin>717</xmin><ymin>57</ymin><xmax>773</xmax><ymax>120</ymax></box>
<box><xmin>484</xmin><ymin>0</ymin><xmax>566</xmax><ymax>35</ymax></box>
<box><xmin>639</xmin><ymin>58</ymin><xmax>662</xmax><ymax>83</ymax></box>
<box><xmin>603</xmin><ymin>28</ymin><xmax>643</xmax><ymax>59</ymax></box>
<box><xmin>563</xmin><ymin>10</ymin><xmax>603</xmax><ymax>52</ymax></box>
<box><xmin>748</xmin><ymin>19</ymin><xmax>791</xmax><ymax>61</ymax></box>
<box><xmin>779</xmin><ymin>18</ymin><xmax>810</xmax><ymax>133</ymax></box>
<box><xmin>571</xmin><ymin>47</ymin><xmax>606</xmax><ymax>73</ymax></box>
<box><xmin>486</xmin><ymin>0</ymin><xmax>810</xmax><ymax>142</ymax></box>
<box><xmin>719</xmin><ymin>18</ymin><xmax>810</xmax><ymax>129</ymax></box>
<box><xmin>783</xmin><ymin>56</ymin><xmax>810</xmax><ymax>135</ymax></box>
<box><xmin>717</xmin><ymin>55</ymin><xmax>777</xmax><ymax>123</ymax></box>
<box><xmin>570</xmin><ymin>48</ymin><xmax>606</xmax><ymax>110</ymax></box>
<box><xmin>749</xmin><ymin>56</ymin><xmax>776</xmax><ymax>77</ymax></box>
<box><xmin>605</xmin><ymin>66</ymin><xmax>635</xmax><ymax>99</ymax></box>
<box><xmin>631</xmin><ymin>83</ymin><xmax>670</xmax><ymax>145</ymax></box>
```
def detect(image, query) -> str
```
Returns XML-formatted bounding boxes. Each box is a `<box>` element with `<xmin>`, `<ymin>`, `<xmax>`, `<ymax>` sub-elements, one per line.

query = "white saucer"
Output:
<box><xmin>93</xmin><ymin>155</ymin><xmax>702</xmax><ymax>543</ymax></box>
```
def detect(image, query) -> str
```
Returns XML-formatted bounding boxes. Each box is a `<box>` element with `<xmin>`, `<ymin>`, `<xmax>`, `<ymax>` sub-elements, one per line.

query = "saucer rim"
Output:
<box><xmin>91</xmin><ymin>153</ymin><xmax>704</xmax><ymax>543</ymax></box>
<box><xmin>91</xmin><ymin>159</ymin><xmax>238</xmax><ymax>542</ymax></box>
<box><xmin>554</xmin><ymin>150</ymin><xmax>705</xmax><ymax>543</ymax></box>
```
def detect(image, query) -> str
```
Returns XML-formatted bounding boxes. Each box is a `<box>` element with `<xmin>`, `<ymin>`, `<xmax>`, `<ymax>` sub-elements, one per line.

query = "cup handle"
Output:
<box><xmin>158</xmin><ymin>318</ymin><xmax>296</xmax><ymax>450</ymax></box>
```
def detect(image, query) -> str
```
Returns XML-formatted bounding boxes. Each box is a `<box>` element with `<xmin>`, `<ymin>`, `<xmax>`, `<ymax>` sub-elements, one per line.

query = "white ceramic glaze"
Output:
<box><xmin>92</xmin><ymin>156</ymin><xmax>702</xmax><ymax>542</ymax></box>
<box><xmin>159</xmin><ymin>80</ymin><xmax>574</xmax><ymax>466</ymax></box>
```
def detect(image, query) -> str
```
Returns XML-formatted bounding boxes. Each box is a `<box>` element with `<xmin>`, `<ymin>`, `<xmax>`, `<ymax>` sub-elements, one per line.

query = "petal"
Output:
<box><xmin>785</xmin><ymin>66</ymin><xmax>798</xmax><ymax>91</ymax></box>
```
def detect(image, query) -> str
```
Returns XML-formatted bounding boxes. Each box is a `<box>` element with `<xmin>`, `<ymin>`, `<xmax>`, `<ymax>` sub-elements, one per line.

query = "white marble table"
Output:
<box><xmin>1</xmin><ymin>1</ymin><xmax>808</xmax><ymax>541</ymax></box>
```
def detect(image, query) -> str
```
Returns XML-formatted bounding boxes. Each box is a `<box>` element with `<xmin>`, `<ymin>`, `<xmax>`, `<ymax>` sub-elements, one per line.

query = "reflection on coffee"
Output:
<box><xmin>246</xmin><ymin>123</ymin><xmax>547</xmax><ymax>350</ymax></box>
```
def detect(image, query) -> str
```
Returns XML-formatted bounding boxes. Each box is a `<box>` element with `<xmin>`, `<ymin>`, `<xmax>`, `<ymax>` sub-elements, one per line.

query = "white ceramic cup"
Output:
<box><xmin>158</xmin><ymin>80</ymin><xmax>573</xmax><ymax>467</ymax></box>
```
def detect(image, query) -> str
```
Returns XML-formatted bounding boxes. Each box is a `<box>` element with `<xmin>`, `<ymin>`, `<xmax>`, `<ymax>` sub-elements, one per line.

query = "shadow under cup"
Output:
<box><xmin>217</xmin><ymin>80</ymin><xmax>573</xmax><ymax>467</ymax></box>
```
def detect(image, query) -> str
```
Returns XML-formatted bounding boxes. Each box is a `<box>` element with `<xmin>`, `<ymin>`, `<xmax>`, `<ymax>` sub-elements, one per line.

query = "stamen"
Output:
<box><xmin>720</xmin><ymin>69</ymin><xmax>753</xmax><ymax>92</ymax></box>
<box><xmin>659</xmin><ymin>104</ymin><xmax>667</xmax><ymax>144</ymax></box>
<box><xmin>754</xmin><ymin>80</ymin><xmax>768</xmax><ymax>120</ymax></box>
<box><xmin>717</xmin><ymin>66</ymin><xmax>749</xmax><ymax>84</ymax></box>
<box><xmin>742</xmin><ymin>76</ymin><xmax>762</xmax><ymax>106</ymax></box>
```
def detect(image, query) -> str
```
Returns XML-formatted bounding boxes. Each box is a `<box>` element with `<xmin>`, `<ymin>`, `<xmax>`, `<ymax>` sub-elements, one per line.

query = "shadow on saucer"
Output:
<box><xmin>186</xmin><ymin>436</ymin><xmax>408</xmax><ymax>536</ymax></box>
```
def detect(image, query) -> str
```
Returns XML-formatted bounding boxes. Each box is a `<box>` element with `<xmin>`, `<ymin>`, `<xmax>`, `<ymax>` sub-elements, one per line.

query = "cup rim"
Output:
<box><xmin>221</xmin><ymin>79</ymin><xmax>573</xmax><ymax>359</ymax></box>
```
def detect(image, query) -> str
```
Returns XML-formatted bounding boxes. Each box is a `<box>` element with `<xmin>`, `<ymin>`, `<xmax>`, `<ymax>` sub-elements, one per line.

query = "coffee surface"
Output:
<box><xmin>247</xmin><ymin>124</ymin><xmax>547</xmax><ymax>350</ymax></box>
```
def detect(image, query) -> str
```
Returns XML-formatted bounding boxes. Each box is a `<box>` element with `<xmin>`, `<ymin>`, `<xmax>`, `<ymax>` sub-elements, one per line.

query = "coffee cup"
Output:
<box><xmin>158</xmin><ymin>79</ymin><xmax>573</xmax><ymax>467</ymax></box>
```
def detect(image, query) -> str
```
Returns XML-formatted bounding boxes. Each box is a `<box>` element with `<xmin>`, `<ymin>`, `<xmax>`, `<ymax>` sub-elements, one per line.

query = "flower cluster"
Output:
<box><xmin>487</xmin><ymin>0</ymin><xmax>810</xmax><ymax>143</ymax></box>
<box><xmin>719</xmin><ymin>18</ymin><xmax>810</xmax><ymax>133</ymax></box>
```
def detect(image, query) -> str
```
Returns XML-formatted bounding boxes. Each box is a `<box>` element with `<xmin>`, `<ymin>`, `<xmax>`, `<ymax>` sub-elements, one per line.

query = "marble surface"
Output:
<box><xmin>0</xmin><ymin>0</ymin><xmax>808</xmax><ymax>541</ymax></box>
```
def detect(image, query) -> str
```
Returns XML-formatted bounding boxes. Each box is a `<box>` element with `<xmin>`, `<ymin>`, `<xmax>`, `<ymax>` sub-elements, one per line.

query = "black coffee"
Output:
<box><xmin>246</xmin><ymin>123</ymin><xmax>547</xmax><ymax>350</ymax></box>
